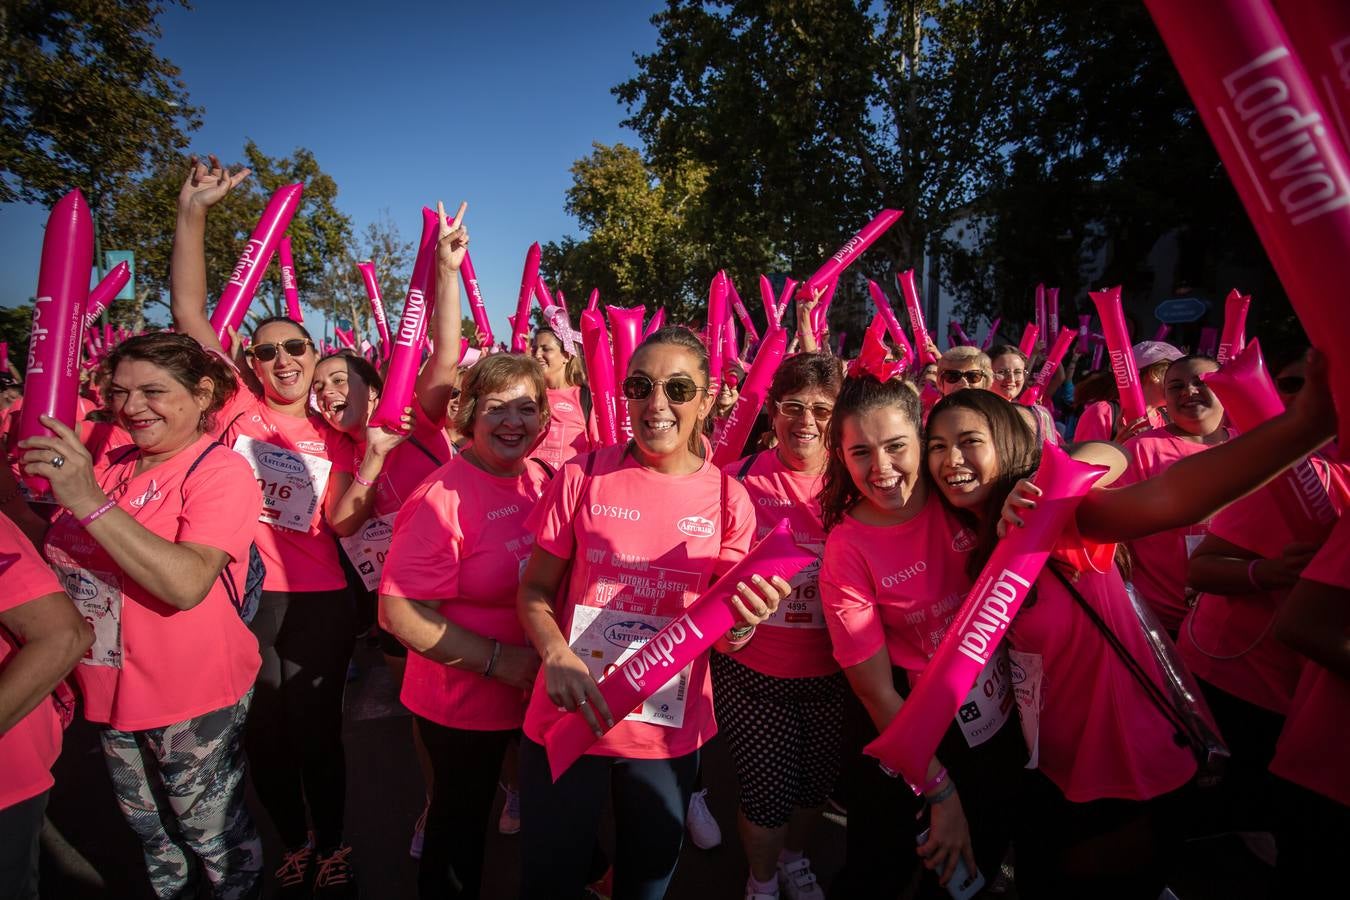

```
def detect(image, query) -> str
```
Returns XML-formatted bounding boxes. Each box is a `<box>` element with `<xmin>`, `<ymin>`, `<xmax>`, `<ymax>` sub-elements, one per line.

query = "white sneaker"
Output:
<box><xmin>498</xmin><ymin>785</ymin><xmax>520</xmax><ymax>835</ymax></box>
<box><xmin>685</xmin><ymin>788</ymin><xmax>722</xmax><ymax>849</ymax></box>
<box><xmin>778</xmin><ymin>857</ymin><xmax>825</xmax><ymax>900</ymax></box>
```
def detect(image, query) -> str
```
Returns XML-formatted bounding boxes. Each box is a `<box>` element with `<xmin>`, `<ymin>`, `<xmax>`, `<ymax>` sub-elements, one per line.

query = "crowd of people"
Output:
<box><xmin>1</xmin><ymin>155</ymin><xmax>1347</xmax><ymax>900</ymax></box>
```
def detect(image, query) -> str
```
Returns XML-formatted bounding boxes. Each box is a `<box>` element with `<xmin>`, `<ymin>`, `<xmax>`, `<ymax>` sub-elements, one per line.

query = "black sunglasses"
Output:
<box><xmin>245</xmin><ymin>338</ymin><xmax>314</xmax><ymax>362</ymax></box>
<box><xmin>1276</xmin><ymin>375</ymin><xmax>1305</xmax><ymax>394</ymax></box>
<box><xmin>621</xmin><ymin>375</ymin><xmax>707</xmax><ymax>404</ymax></box>
<box><xmin>940</xmin><ymin>369</ymin><xmax>987</xmax><ymax>385</ymax></box>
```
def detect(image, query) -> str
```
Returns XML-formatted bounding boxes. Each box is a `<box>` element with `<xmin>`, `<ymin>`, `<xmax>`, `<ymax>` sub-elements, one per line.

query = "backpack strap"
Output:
<box><xmin>734</xmin><ymin>451</ymin><xmax>761</xmax><ymax>483</ymax></box>
<box><xmin>531</xmin><ymin>457</ymin><xmax>556</xmax><ymax>480</ymax></box>
<box><xmin>407</xmin><ymin>434</ymin><xmax>444</xmax><ymax>468</ymax></box>
<box><xmin>579</xmin><ymin>385</ymin><xmax>593</xmax><ymax>426</ymax></box>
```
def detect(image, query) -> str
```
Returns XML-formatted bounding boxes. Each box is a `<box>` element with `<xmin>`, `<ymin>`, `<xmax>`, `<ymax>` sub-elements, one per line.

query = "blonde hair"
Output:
<box><xmin>939</xmin><ymin>345</ymin><xmax>993</xmax><ymax>381</ymax></box>
<box><xmin>453</xmin><ymin>354</ymin><xmax>551</xmax><ymax>436</ymax></box>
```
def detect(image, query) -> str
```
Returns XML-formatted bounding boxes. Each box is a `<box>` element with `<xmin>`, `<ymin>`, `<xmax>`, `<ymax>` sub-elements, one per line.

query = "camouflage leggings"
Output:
<box><xmin>100</xmin><ymin>690</ymin><xmax>262</xmax><ymax>900</ymax></box>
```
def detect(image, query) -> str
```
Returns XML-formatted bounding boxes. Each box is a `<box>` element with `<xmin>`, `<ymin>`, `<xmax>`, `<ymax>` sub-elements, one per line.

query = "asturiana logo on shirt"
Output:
<box><xmin>64</xmin><ymin>572</ymin><xmax>99</xmax><ymax>602</ymax></box>
<box><xmin>363</xmin><ymin>519</ymin><xmax>393</xmax><ymax>542</ymax></box>
<box><xmin>956</xmin><ymin>568</ymin><xmax>1032</xmax><ymax>666</ymax></box>
<box><xmin>590</xmin><ymin>503</ymin><xmax>641</xmax><ymax>521</ymax></box>
<box><xmin>621</xmin><ymin>613</ymin><xmax>705</xmax><ymax>691</ymax></box>
<box><xmin>677</xmin><ymin>515</ymin><xmax>715</xmax><ymax>538</ymax></box>
<box><xmin>258</xmin><ymin>451</ymin><xmax>306</xmax><ymax>475</ymax></box>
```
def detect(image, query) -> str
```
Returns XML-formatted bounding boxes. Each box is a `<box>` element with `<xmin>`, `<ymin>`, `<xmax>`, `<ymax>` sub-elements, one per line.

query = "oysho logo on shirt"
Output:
<box><xmin>258</xmin><ymin>451</ymin><xmax>306</xmax><ymax>476</ymax></box>
<box><xmin>130</xmin><ymin>480</ymin><xmax>162</xmax><ymax>508</ymax></box>
<box><xmin>880</xmin><ymin>560</ymin><xmax>928</xmax><ymax>588</ymax></box>
<box><xmin>757</xmin><ymin>497</ymin><xmax>793</xmax><ymax>508</ymax></box>
<box><xmin>591</xmin><ymin>503</ymin><xmax>641</xmax><ymax>521</ymax></box>
<box><xmin>486</xmin><ymin>504</ymin><xmax>521</xmax><ymax>521</ymax></box>
<box><xmin>677</xmin><ymin>515</ymin><xmax>715</xmax><ymax>538</ymax></box>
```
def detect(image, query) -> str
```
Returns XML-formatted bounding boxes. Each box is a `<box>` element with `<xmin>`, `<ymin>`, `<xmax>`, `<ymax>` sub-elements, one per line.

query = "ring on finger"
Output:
<box><xmin>50</xmin><ymin>454</ymin><xmax>65</xmax><ymax>469</ymax></box>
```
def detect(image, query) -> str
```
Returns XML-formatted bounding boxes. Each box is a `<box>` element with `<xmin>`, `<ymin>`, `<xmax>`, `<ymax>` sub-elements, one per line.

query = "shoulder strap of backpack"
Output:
<box><xmin>579</xmin><ymin>384</ymin><xmax>593</xmax><ymax>424</ymax></box>
<box><xmin>734</xmin><ymin>451</ymin><xmax>761</xmax><ymax>483</ymax></box>
<box><xmin>531</xmin><ymin>457</ymin><xmax>556</xmax><ymax>480</ymax></box>
<box><xmin>407</xmin><ymin>434</ymin><xmax>445</xmax><ymax>468</ymax></box>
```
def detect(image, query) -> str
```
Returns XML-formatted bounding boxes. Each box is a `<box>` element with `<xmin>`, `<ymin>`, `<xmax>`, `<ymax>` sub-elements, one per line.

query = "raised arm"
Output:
<box><xmin>415</xmin><ymin>201</ymin><xmax>467</xmax><ymax>422</ymax></box>
<box><xmin>170</xmin><ymin>155</ymin><xmax>251</xmax><ymax>355</ymax></box>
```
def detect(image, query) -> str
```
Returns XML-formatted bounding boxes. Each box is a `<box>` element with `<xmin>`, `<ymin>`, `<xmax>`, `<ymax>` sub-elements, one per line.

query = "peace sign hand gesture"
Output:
<box><xmin>436</xmin><ymin>201</ymin><xmax>469</xmax><ymax>272</ymax></box>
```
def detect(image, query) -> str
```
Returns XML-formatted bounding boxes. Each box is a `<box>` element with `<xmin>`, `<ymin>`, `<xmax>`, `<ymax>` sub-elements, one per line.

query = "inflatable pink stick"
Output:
<box><xmin>18</xmin><ymin>189</ymin><xmax>92</xmax><ymax>489</ymax></box>
<box><xmin>949</xmin><ymin>320</ymin><xmax>973</xmax><ymax>347</ymax></box>
<box><xmin>864</xmin><ymin>312</ymin><xmax>889</xmax><ymax>347</ymax></box>
<box><xmin>580</xmin><ymin>309</ymin><xmax>619</xmax><ymax>445</ymax></box>
<box><xmin>1271</xmin><ymin>0</ymin><xmax>1350</xmax><ymax>151</ymax></box>
<box><xmin>1089</xmin><ymin>286</ymin><xmax>1148</xmax><ymax>424</ymax></box>
<box><xmin>802</xmin><ymin>209</ymin><xmax>903</xmax><ymax>296</ymax></box>
<box><xmin>1216</xmin><ymin>289</ymin><xmax>1251</xmax><ymax>366</ymax></box>
<box><xmin>758</xmin><ymin>275</ymin><xmax>778</xmax><ymax>325</ymax></box>
<box><xmin>1017</xmin><ymin>323</ymin><xmax>1040</xmax><ymax>359</ymax></box>
<box><xmin>334</xmin><ymin>327</ymin><xmax>356</xmax><ymax>349</ymax></box>
<box><xmin>0</xmin><ymin>341</ymin><xmax>8</xmax><ymax>371</ymax></box>
<box><xmin>1019</xmin><ymin>327</ymin><xmax>1077</xmax><ymax>407</ymax></box>
<box><xmin>1154</xmin><ymin>323</ymin><xmax>1172</xmax><ymax>343</ymax></box>
<box><xmin>607</xmin><ymin>305</ymin><xmax>645</xmax><ymax>442</ymax></box>
<box><xmin>1091</xmin><ymin>340</ymin><xmax>1105</xmax><ymax>371</ymax></box>
<box><xmin>897</xmin><ymin>270</ymin><xmax>938</xmax><ymax>364</ymax></box>
<box><xmin>369</xmin><ymin>207</ymin><xmax>439</xmax><ymax>434</ymax></box>
<box><xmin>980</xmin><ymin>317</ymin><xmax>1002</xmax><ymax>351</ymax></box>
<box><xmin>535</xmin><ymin>273</ymin><xmax>557</xmax><ymax>311</ymax></box>
<box><xmin>721</xmin><ymin>309</ymin><xmax>739</xmax><ymax>377</ymax></box>
<box><xmin>511</xmin><ymin>243</ymin><xmax>541</xmax><ymax>353</ymax></box>
<box><xmin>706</xmin><ymin>272</ymin><xmax>729</xmax><ymax>395</ymax></box>
<box><xmin>866</xmin><ymin>280</ymin><xmax>914</xmax><ymax>364</ymax></box>
<box><xmin>1034</xmin><ymin>283</ymin><xmax>1047</xmax><ymax>351</ymax></box>
<box><xmin>864</xmin><ymin>443</ymin><xmax>1108</xmax><ymax>789</ymax></box>
<box><xmin>727</xmin><ymin>279</ymin><xmax>760</xmax><ymax>344</ymax></box>
<box><xmin>82</xmin><ymin>261</ymin><xmax>130</xmax><ymax>330</ymax></box>
<box><xmin>278</xmin><ymin>236</ymin><xmax>303</xmax><ymax>323</ymax></box>
<box><xmin>1197</xmin><ymin>326</ymin><xmax>1219</xmax><ymax>358</ymax></box>
<box><xmin>102</xmin><ymin>323</ymin><xmax>113</xmax><ymax>349</ymax></box>
<box><xmin>813</xmin><ymin>276</ymin><xmax>839</xmax><ymax>340</ymax></box>
<box><xmin>356</xmin><ymin>261</ymin><xmax>392</xmax><ymax>354</ymax></box>
<box><xmin>1143</xmin><ymin>0</ymin><xmax>1350</xmax><ymax>449</ymax></box>
<box><xmin>712</xmin><ymin>326</ymin><xmax>787</xmax><ymax>466</ymax></box>
<box><xmin>1077</xmin><ymin>314</ymin><xmax>1092</xmax><ymax>353</ymax></box>
<box><xmin>210</xmin><ymin>182</ymin><xmax>303</xmax><ymax>352</ymax></box>
<box><xmin>774</xmin><ymin>278</ymin><xmax>798</xmax><ymax>328</ymax></box>
<box><xmin>545</xmin><ymin>519</ymin><xmax>815</xmax><ymax>779</ymax></box>
<box><xmin>1047</xmin><ymin>287</ymin><xmax>1060</xmax><ymax>338</ymax></box>
<box><xmin>644</xmin><ymin>307</ymin><xmax>666</xmax><ymax>339</ymax></box>
<box><xmin>586</xmin><ymin>288</ymin><xmax>600</xmax><ymax>312</ymax></box>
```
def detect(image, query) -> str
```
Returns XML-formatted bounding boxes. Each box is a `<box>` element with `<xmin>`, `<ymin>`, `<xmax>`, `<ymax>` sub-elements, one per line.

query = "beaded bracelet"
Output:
<box><xmin>77</xmin><ymin>499</ymin><xmax>117</xmax><ymax>527</ymax></box>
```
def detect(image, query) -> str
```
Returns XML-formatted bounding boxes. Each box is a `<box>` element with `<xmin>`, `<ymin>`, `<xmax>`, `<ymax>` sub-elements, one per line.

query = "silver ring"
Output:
<box><xmin>50</xmin><ymin>455</ymin><xmax>65</xmax><ymax>469</ymax></box>
<box><xmin>576</xmin><ymin>697</ymin><xmax>589</xmax><ymax>708</ymax></box>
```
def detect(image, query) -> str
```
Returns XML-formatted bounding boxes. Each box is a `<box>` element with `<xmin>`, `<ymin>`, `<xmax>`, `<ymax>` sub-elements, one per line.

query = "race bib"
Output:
<box><xmin>568</xmin><ymin>605</ymin><xmax>691</xmax><ymax>729</ymax></box>
<box><xmin>54</xmin><ymin>564</ymin><xmax>122</xmax><ymax>668</ymax></box>
<box><xmin>1184</xmin><ymin>533</ymin><xmax>1206</xmax><ymax>558</ymax></box>
<box><xmin>1008</xmin><ymin>649</ymin><xmax>1044</xmax><ymax>769</ymax></box>
<box><xmin>764</xmin><ymin>543</ymin><xmax>825</xmax><ymax>629</ymax></box>
<box><xmin>338</xmin><ymin>514</ymin><xmax>396</xmax><ymax>591</ymax></box>
<box><xmin>955</xmin><ymin>647</ymin><xmax>1012</xmax><ymax>748</ymax></box>
<box><xmin>232</xmin><ymin>435</ymin><xmax>333</xmax><ymax>532</ymax></box>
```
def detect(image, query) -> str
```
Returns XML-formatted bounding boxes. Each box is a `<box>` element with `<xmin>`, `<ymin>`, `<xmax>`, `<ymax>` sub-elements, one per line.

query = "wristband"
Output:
<box><xmin>483</xmin><ymin>639</ymin><xmax>501</xmax><ymax>678</ymax></box>
<box><xmin>1247</xmin><ymin>559</ymin><xmax>1262</xmax><ymax>590</ymax></box>
<box><xmin>925</xmin><ymin>780</ymin><xmax>957</xmax><ymax>805</ymax></box>
<box><xmin>77</xmin><ymin>499</ymin><xmax>117</xmax><ymax>528</ymax></box>
<box><xmin>353</xmin><ymin>472</ymin><xmax>376</xmax><ymax>488</ymax></box>
<box><xmin>918</xmin><ymin>767</ymin><xmax>948</xmax><ymax>795</ymax></box>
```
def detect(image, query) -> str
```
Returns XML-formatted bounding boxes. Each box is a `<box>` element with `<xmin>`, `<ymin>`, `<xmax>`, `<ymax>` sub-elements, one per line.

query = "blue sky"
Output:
<box><xmin>0</xmin><ymin>0</ymin><xmax>664</xmax><ymax>337</ymax></box>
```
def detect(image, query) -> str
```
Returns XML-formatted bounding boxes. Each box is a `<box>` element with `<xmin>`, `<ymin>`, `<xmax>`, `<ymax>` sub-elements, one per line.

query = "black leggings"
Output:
<box><xmin>245</xmin><ymin>588</ymin><xmax>355</xmax><ymax>851</ymax></box>
<box><xmin>416</xmin><ymin>718</ymin><xmax>516</xmax><ymax>899</ymax></box>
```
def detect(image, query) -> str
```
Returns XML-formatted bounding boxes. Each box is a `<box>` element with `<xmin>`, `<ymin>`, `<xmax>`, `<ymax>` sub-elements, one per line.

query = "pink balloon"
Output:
<box><xmin>758</xmin><ymin>275</ymin><xmax>778</xmax><ymax>326</ymax></box>
<box><xmin>721</xmin><ymin>309</ymin><xmax>739</xmax><ymax>375</ymax></box>
<box><xmin>726</xmin><ymin>279</ymin><xmax>760</xmax><ymax>344</ymax></box>
<box><xmin>864</xmin><ymin>442</ymin><xmax>1108</xmax><ymax>789</ymax></box>
<box><xmin>83</xmin><ymin>261</ymin><xmax>130</xmax><ymax>330</ymax></box>
<box><xmin>775</xmin><ymin>278</ymin><xmax>798</xmax><ymax>328</ymax></box>
<box><xmin>1089</xmin><ymin>286</ymin><xmax>1148</xmax><ymax>424</ymax></box>
<box><xmin>1017</xmin><ymin>323</ymin><xmax>1040</xmax><ymax>359</ymax></box>
<box><xmin>1216</xmin><ymin>289</ymin><xmax>1250</xmax><ymax>366</ymax></box>
<box><xmin>18</xmin><ymin>190</ymin><xmax>93</xmax><ymax>491</ymax></box>
<box><xmin>1034</xmin><ymin>283</ymin><xmax>1047</xmax><ymax>351</ymax></box>
<box><xmin>369</xmin><ymin>208</ymin><xmax>439</xmax><ymax>434</ymax></box>
<box><xmin>803</xmin><ymin>209</ymin><xmax>903</xmax><ymax>295</ymax></box>
<box><xmin>279</xmin><ymin>236</ymin><xmax>303</xmax><ymax>323</ymax></box>
<box><xmin>210</xmin><ymin>183</ymin><xmax>303</xmax><ymax>352</ymax></box>
<box><xmin>864</xmin><ymin>312</ymin><xmax>889</xmax><ymax>347</ymax></box>
<box><xmin>1202</xmin><ymin>339</ymin><xmax>1339</xmax><ymax>541</ymax></box>
<box><xmin>586</xmin><ymin>288</ymin><xmax>600</xmax><ymax>312</ymax></box>
<box><xmin>980</xmin><ymin>317</ymin><xmax>1002</xmax><ymax>351</ymax></box>
<box><xmin>712</xmin><ymin>326</ymin><xmax>787</xmax><ymax>466</ymax></box>
<box><xmin>511</xmin><ymin>243</ymin><xmax>541</xmax><ymax>353</ymax></box>
<box><xmin>897</xmin><ymin>269</ymin><xmax>937</xmax><ymax>365</ymax></box>
<box><xmin>334</xmin><ymin>327</ymin><xmax>356</xmax><ymax>349</ymax></box>
<box><xmin>1077</xmin><ymin>314</ymin><xmax>1092</xmax><ymax>353</ymax></box>
<box><xmin>1047</xmin><ymin>286</ymin><xmax>1060</xmax><ymax>338</ymax></box>
<box><xmin>607</xmin><ymin>305</ymin><xmax>645</xmax><ymax>442</ymax></box>
<box><xmin>453</xmin><ymin>250</ymin><xmax>493</xmax><ymax>349</ymax></box>
<box><xmin>357</xmin><ymin>260</ymin><xmax>392</xmax><ymax>356</ymax></box>
<box><xmin>544</xmin><ymin>519</ymin><xmax>816</xmax><ymax>780</ymax></box>
<box><xmin>1154</xmin><ymin>323</ymin><xmax>1172</xmax><ymax>343</ymax></box>
<box><xmin>580</xmin><ymin>309</ymin><xmax>619</xmax><ymax>446</ymax></box>
<box><xmin>535</xmin><ymin>273</ymin><xmax>557</xmax><ymax>311</ymax></box>
<box><xmin>949</xmin><ymin>320</ymin><xmax>973</xmax><ymax>348</ymax></box>
<box><xmin>643</xmin><ymin>307</ymin><xmax>666</xmax><ymax>339</ymax></box>
<box><xmin>706</xmin><ymin>272</ymin><xmax>728</xmax><ymax>393</ymax></box>
<box><xmin>1019</xmin><ymin>327</ymin><xmax>1077</xmax><ymax>407</ymax></box>
<box><xmin>866</xmin><ymin>280</ymin><xmax>914</xmax><ymax>366</ymax></box>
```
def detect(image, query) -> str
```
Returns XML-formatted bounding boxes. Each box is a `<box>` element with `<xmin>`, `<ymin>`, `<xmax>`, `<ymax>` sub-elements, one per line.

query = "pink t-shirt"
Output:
<box><xmin>357</xmin><ymin>402</ymin><xmax>452</xmax><ymax>518</ymax></box>
<box><xmin>1010</xmin><ymin>562</ymin><xmax>1197</xmax><ymax>802</ymax></box>
<box><xmin>721</xmin><ymin>450</ymin><xmax>836</xmax><ymax>679</ymax></box>
<box><xmin>1116</xmin><ymin>426</ymin><xmax>1229</xmax><ymax>631</ymax></box>
<box><xmin>522</xmin><ymin>445</ymin><xmax>755</xmax><ymax>760</ymax></box>
<box><xmin>0</xmin><ymin>515</ymin><xmax>65</xmax><ymax>809</ymax></box>
<box><xmin>1268</xmin><ymin>511</ymin><xmax>1350</xmax><ymax>808</ymax></box>
<box><xmin>536</xmin><ymin>385</ymin><xmax>597</xmax><ymax>471</ymax></box>
<box><xmin>43</xmin><ymin>433</ymin><xmax>262</xmax><ymax>731</ymax></box>
<box><xmin>819</xmin><ymin>494</ymin><xmax>976</xmax><ymax>675</ymax></box>
<box><xmin>381</xmin><ymin>455</ymin><xmax>551</xmax><ymax>731</ymax></box>
<box><xmin>1072</xmin><ymin>401</ymin><xmax>1166</xmax><ymax>444</ymax></box>
<box><xmin>215</xmin><ymin>387</ymin><xmax>355</xmax><ymax>593</ymax></box>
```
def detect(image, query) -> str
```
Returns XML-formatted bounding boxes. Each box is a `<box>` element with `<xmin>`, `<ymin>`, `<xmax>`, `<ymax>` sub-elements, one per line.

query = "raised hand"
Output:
<box><xmin>436</xmin><ymin>201</ymin><xmax>469</xmax><ymax>272</ymax></box>
<box><xmin>177</xmin><ymin>154</ymin><xmax>251</xmax><ymax>217</ymax></box>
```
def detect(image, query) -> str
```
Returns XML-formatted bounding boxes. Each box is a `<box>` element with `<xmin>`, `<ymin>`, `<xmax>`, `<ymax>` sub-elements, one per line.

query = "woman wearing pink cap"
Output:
<box><xmin>1072</xmin><ymin>340</ymin><xmax>1181</xmax><ymax>443</ymax></box>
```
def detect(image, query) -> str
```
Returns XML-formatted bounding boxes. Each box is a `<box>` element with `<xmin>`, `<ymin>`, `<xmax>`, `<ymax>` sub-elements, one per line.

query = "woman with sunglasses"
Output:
<box><xmin>936</xmin><ymin>346</ymin><xmax>993</xmax><ymax>397</ymax></box>
<box><xmin>171</xmin><ymin>156</ymin><xmax>361</xmax><ymax>897</ymax></box>
<box><xmin>516</xmin><ymin>326</ymin><xmax>791</xmax><ymax>900</ymax></box>
<box><xmin>922</xmin><ymin>360</ymin><xmax>1335</xmax><ymax>896</ymax></box>
<box><xmin>713</xmin><ymin>352</ymin><xmax>843</xmax><ymax>900</ymax></box>
<box><xmin>530</xmin><ymin>325</ymin><xmax>597</xmax><ymax>470</ymax></box>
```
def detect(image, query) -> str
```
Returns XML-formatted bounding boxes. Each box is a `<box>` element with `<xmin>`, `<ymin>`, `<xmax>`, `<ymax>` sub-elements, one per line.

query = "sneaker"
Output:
<box><xmin>274</xmin><ymin>845</ymin><xmax>314</xmax><ymax>897</ymax></box>
<box><xmin>686</xmin><ymin>788</ymin><xmax>722</xmax><ymax>849</ymax></box>
<box><xmin>498</xmin><ymin>785</ymin><xmax>521</xmax><ymax>835</ymax></box>
<box><xmin>410</xmin><ymin>798</ymin><xmax>429</xmax><ymax>859</ymax></box>
<box><xmin>313</xmin><ymin>845</ymin><xmax>357</xmax><ymax>898</ymax></box>
<box><xmin>778</xmin><ymin>857</ymin><xmax>825</xmax><ymax>900</ymax></box>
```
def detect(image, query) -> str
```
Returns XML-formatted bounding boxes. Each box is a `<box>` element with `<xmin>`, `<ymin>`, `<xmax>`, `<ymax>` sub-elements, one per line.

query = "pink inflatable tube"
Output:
<box><xmin>1154</xmin><ymin>323</ymin><xmax>1172</xmax><ymax>343</ymax></box>
<box><xmin>866</xmin><ymin>280</ymin><xmax>914</xmax><ymax>365</ymax></box>
<box><xmin>18</xmin><ymin>190</ymin><xmax>92</xmax><ymax>490</ymax></box>
<box><xmin>1019</xmin><ymin>327</ymin><xmax>1077</xmax><ymax>407</ymax></box>
<box><xmin>580</xmin><ymin>309</ymin><xmax>619</xmax><ymax>445</ymax></box>
<box><xmin>279</xmin><ymin>236</ymin><xmax>303</xmax><ymax>324</ymax></box>
<box><xmin>721</xmin><ymin>311</ymin><xmax>739</xmax><ymax>375</ymax></box>
<box><xmin>803</xmin><ymin>209</ymin><xmax>903</xmax><ymax>296</ymax></box>
<box><xmin>1271</xmin><ymin>0</ymin><xmax>1350</xmax><ymax>151</ymax></box>
<box><xmin>210</xmin><ymin>183</ymin><xmax>303</xmax><ymax>352</ymax></box>
<box><xmin>864</xmin><ymin>312</ymin><xmax>888</xmax><ymax>347</ymax></box>
<box><xmin>535</xmin><ymin>274</ymin><xmax>557</xmax><ymax>311</ymax></box>
<box><xmin>334</xmin><ymin>327</ymin><xmax>356</xmax><ymax>349</ymax></box>
<box><xmin>1202</xmin><ymin>339</ymin><xmax>1338</xmax><ymax>541</ymax></box>
<box><xmin>896</xmin><ymin>270</ymin><xmax>937</xmax><ymax>365</ymax></box>
<box><xmin>0</xmin><ymin>341</ymin><xmax>8</xmax><ymax>371</ymax></box>
<box><xmin>727</xmin><ymin>280</ymin><xmax>760</xmax><ymax>344</ymax></box>
<box><xmin>1017</xmin><ymin>324</ymin><xmax>1039</xmax><ymax>359</ymax></box>
<box><xmin>711</xmin><ymin>326</ymin><xmax>787</xmax><ymax>467</ymax></box>
<box><xmin>1048</xmin><ymin>287</ymin><xmax>1060</xmax><ymax>339</ymax></box>
<box><xmin>949</xmin><ymin>320</ymin><xmax>973</xmax><ymax>347</ymax></box>
<box><xmin>544</xmin><ymin>519</ymin><xmax>816</xmax><ymax>780</ymax></box>
<box><xmin>980</xmin><ymin>317</ymin><xmax>1002</xmax><ymax>352</ymax></box>
<box><xmin>1216</xmin><ymin>289</ymin><xmax>1250</xmax><ymax>366</ymax></box>
<box><xmin>1198</xmin><ymin>326</ymin><xmax>1219</xmax><ymax>358</ymax></box>
<box><xmin>1089</xmin><ymin>286</ymin><xmax>1148</xmax><ymax>424</ymax></box>
<box><xmin>775</xmin><ymin>278</ymin><xmax>798</xmax><ymax>329</ymax></box>
<box><xmin>1034</xmin><ymin>283</ymin><xmax>1047</xmax><ymax>351</ymax></box>
<box><xmin>848</xmin><ymin>327</ymin><xmax>907</xmax><ymax>382</ymax></box>
<box><xmin>706</xmin><ymin>273</ymin><xmax>728</xmax><ymax>394</ymax></box>
<box><xmin>511</xmin><ymin>243</ymin><xmax>541</xmax><ymax>353</ymax></box>
<box><xmin>863</xmin><ymin>442</ymin><xmax>1109</xmax><ymax>789</ymax></box>
<box><xmin>1091</xmin><ymin>341</ymin><xmax>1105</xmax><ymax>371</ymax></box>
<box><xmin>812</xmin><ymin>276</ymin><xmax>839</xmax><ymax>341</ymax></box>
<box><xmin>607</xmin><ymin>305</ymin><xmax>645</xmax><ymax>442</ymax></box>
<box><xmin>457</xmin><ymin>251</ymin><xmax>494</xmax><ymax>348</ymax></box>
<box><xmin>644</xmin><ymin>308</ymin><xmax>666</xmax><ymax>339</ymax></box>
<box><xmin>356</xmin><ymin>261</ymin><xmax>392</xmax><ymax>354</ymax></box>
<box><xmin>1077</xmin><ymin>314</ymin><xmax>1092</xmax><ymax>353</ymax></box>
<box><xmin>586</xmin><ymin>288</ymin><xmax>600</xmax><ymax>312</ymax></box>
<box><xmin>82</xmin><ymin>261</ymin><xmax>130</xmax><ymax>329</ymax></box>
<box><xmin>1144</xmin><ymin>0</ymin><xmax>1350</xmax><ymax>448</ymax></box>
<box><xmin>369</xmin><ymin>208</ymin><xmax>439</xmax><ymax>433</ymax></box>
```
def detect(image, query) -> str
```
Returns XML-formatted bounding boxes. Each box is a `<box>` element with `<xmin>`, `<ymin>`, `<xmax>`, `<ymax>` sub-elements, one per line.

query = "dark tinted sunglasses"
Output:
<box><xmin>621</xmin><ymin>375</ymin><xmax>706</xmax><ymax>404</ymax></box>
<box><xmin>1276</xmin><ymin>375</ymin><xmax>1305</xmax><ymax>394</ymax></box>
<box><xmin>246</xmin><ymin>338</ymin><xmax>313</xmax><ymax>362</ymax></box>
<box><xmin>940</xmin><ymin>369</ymin><xmax>987</xmax><ymax>385</ymax></box>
